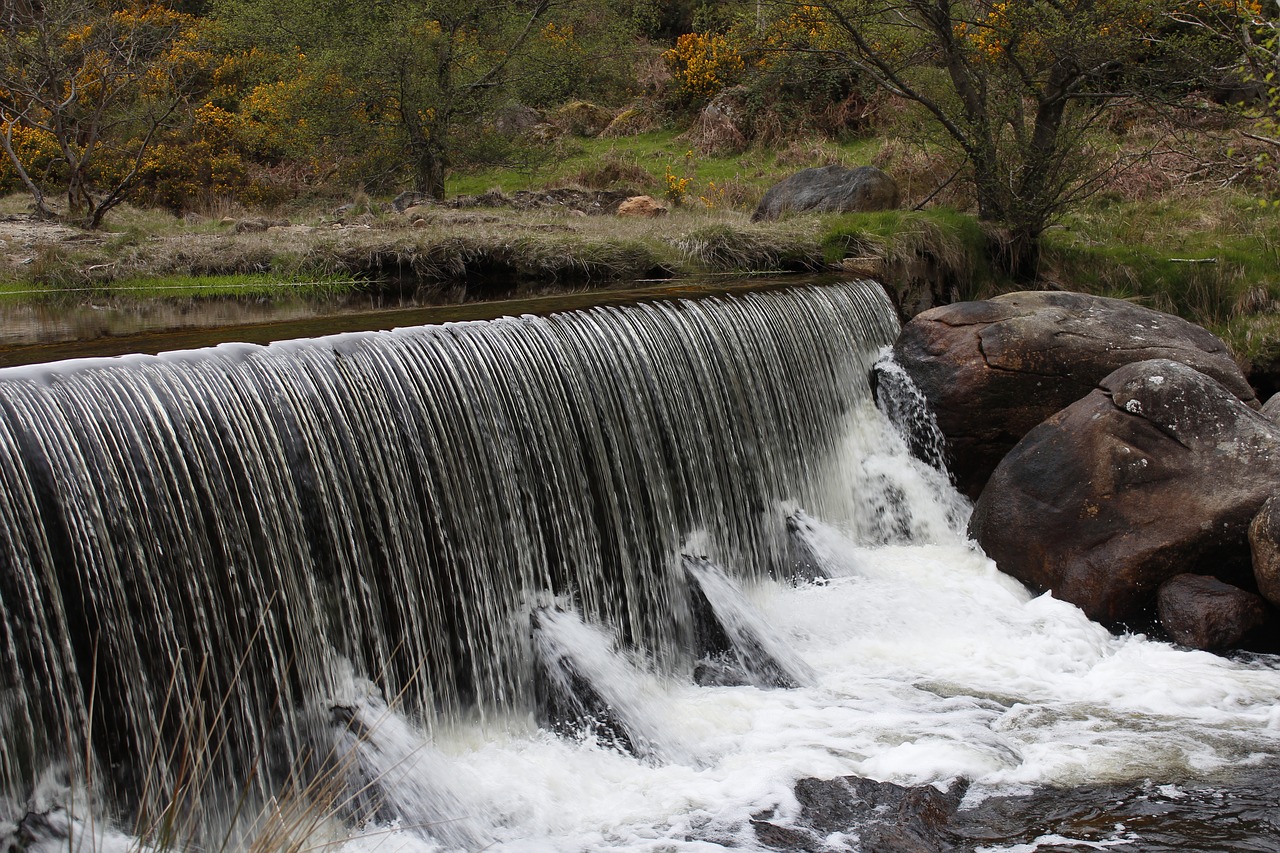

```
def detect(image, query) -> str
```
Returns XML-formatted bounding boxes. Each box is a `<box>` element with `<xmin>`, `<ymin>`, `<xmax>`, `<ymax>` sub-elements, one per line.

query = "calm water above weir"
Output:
<box><xmin>0</xmin><ymin>275</ymin><xmax>845</xmax><ymax>367</ymax></box>
<box><xmin>0</xmin><ymin>279</ymin><xmax>1278</xmax><ymax>852</ymax></box>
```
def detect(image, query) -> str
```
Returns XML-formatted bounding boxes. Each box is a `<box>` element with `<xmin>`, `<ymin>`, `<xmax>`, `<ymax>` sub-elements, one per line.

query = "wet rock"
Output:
<box><xmin>947</xmin><ymin>768</ymin><xmax>1280</xmax><ymax>849</ymax></box>
<box><xmin>683</xmin><ymin>554</ymin><xmax>805</xmax><ymax>689</ymax></box>
<box><xmin>692</xmin><ymin>655</ymin><xmax>752</xmax><ymax>687</ymax></box>
<box><xmin>1250</xmin><ymin>496</ymin><xmax>1280</xmax><ymax>607</ymax></box>
<box><xmin>784</xmin><ymin>510</ymin><xmax>830</xmax><ymax>582</ymax></box>
<box><xmin>894</xmin><ymin>291</ymin><xmax>1257</xmax><ymax>498</ymax></box>
<box><xmin>750</xmin><ymin>818</ymin><xmax>823</xmax><ymax>853</ymax></box>
<box><xmin>970</xmin><ymin>359</ymin><xmax>1280</xmax><ymax>627</ymax></box>
<box><xmin>1157</xmin><ymin>574</ymin><xmax>1270</xmax><ymax>650</ymax></box>
<box><xmin>754</xmin><ymin>775</ymin><xmax>966</xmax><ymax>853</ymax></box>
<box><xmin>529</xmin><ymin>608</ymin><xmax>656</xmax><ymax>759</ymax></box>
<box><xmin>752</xmin><ymin>165</ymin><xmax>899</xmax><ymax>222</ymax></box>
<box><xmin>616</xmin><ymin>195</ymin><xmax>668</xmax><ymax>218</ymax></box>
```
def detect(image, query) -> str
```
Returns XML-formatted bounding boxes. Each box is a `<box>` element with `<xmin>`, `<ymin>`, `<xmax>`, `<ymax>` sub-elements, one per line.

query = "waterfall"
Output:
<box><xmin>0</xmin><ymin>280</ymin><xmax>899</xmax><ymax>839</ymax></box>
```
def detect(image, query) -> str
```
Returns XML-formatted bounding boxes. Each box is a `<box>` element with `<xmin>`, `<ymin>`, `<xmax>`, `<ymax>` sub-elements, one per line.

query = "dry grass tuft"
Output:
<box><xmin>672</xmin><ymin>219</ymin><xmax>824</xmax><ymax>272</ymax></box>
<box><xmin>774</xmin><ymin>138</ymin><xmax>851</xmax><ymax>170</ymax></box>
<box><xmin>871</xmin><ymin>138</ymin><xmax>973</xmax><ymax>211</ymax></box>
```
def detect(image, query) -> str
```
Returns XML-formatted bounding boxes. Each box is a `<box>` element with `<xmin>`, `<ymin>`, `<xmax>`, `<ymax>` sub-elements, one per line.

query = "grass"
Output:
<box><xmin>0</xmin><ymin>271</ymin><xmax>360</xmax><ymax>301</ymax></box>
<box><xmin>821</xmin><ymin>207</ymin><xmax>1001</xmax><ymax>305</ymax></box>
<box><xmin>447</xmin><ymin>128</ymin><xmax>883</xmax><ymax>207</ymax></box>
<box><xmin>1042</xmin><ymin>188</ymin><xmax>1280</xmax><ymax>335</ymax></box>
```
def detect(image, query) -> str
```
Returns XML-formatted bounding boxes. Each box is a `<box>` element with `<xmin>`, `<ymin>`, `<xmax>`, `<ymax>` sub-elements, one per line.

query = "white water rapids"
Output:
<box><xmin>325</xmin><ymin>407</ymin><xmax>1280</xmax><ymax>852</ymax></box>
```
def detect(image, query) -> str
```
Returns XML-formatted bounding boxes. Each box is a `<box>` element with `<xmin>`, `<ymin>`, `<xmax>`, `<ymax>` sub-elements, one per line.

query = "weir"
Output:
<box><xmin>0</xmin><ymin>280</ymin><xmax>901</xmax><ymax>837</ymax></box>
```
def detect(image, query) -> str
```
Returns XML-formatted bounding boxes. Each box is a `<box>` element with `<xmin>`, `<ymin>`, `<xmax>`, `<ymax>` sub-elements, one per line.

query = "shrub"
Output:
<box><xmin>0</xmin><ymin>122</ymin><xmax>63</xmax><ymax>193</ymax></box>
<box><xmin>663</xmin><ymin>32</ymin><xmax>745</xmax><ymax>102</ymax></box>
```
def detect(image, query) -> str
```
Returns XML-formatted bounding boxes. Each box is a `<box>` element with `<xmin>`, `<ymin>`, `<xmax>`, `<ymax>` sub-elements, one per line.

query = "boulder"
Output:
<box><xmin>1262</xmin><ymin>393</ymin><xmax>1280</xmax><ymax>422</ymax></box>
<box><xmin>894</xmin><ymin>291</ymin><xmax>1257</xmax><ymax>498</ymax></box>
<box><xmin>549</xmin><ymin>101</ymin><xmax>614</xmax><ymax>137</ymax></box>
<box><xmin>600</xmin><ymin>106</ymin><xmax>658</xmax><ymax>139</ymax></box>
<box><xmin>393</xmin><ymin>190</ymin><xmax>430</xmax><ymax>213</ymax></box>
<box><xmin>753</xmin><ymin>775</ymin><xmax>966</xmax><ymax>853</ymax></box>
<box><xmin>1157</xmin><ymin>574</ymin><xmax>1269</xmax><ymax>650</ymax></box>
<box><xmin>684</xmin><ymin>86</ymin><xmax>750</xmax><ymax>155</ymax></box>
<box><xmin>751</xmin><ymin>165</ymin><xmax>899</xmax><ymax>222</ymax></box>
<box><xmin>493</xmin><ymin>104</ymin><xmax>543</xmax><ymax>137</ymax></box>
<box><xmin>970</xmin><ymin>359</ymin><xmax>1280</xmax><ymax>627</ymax></box>
<box><xmin>1250</xmin><ymin>496</ymin><xmax>1280</xmax><ymax>607</ymax></box>
<box><xmin>616</xmin><ymin>195</ymin><xmax>668</xmax><ymax>218</ymax></box>
<box><xmin>233</xmin><ymin>217</ymin><xmax>289</xmax><ymax>234</ymax></box>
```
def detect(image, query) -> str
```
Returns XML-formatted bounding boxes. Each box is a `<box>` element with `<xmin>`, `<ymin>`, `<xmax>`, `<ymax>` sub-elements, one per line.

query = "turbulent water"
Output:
<box><xmin>1</xmin><ymin>279</ymin><xmax>1278</xmax><ymax>851</ymax></box>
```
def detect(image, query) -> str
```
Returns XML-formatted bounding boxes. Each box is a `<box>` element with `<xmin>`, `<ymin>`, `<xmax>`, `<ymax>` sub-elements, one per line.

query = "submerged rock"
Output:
<box><xmin>751</xmin><ymin>165</ymin><xmax>899</xmax><ymax>222</ymax></box>
<box><xmin>970</xmin><ymin>359</ymin><xmax>1280</xmax><ymax>627</ymax></box>
<box><xmin>894</xmin><ymin>291</ymin><xmax>1256</xmax><ymax>498</ymax></box>
<box><xmin>1157</xmin><ymin>574</ymin><xmax>1270</xmax><ymax>650</ymax></box>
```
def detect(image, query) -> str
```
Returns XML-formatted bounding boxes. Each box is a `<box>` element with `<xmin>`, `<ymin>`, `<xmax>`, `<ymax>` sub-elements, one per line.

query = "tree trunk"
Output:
<box><xmin>414</xmin><ymin>145</ymin><xmax>447</xmax><ymax>200</ymax></box>
<box><xmin>0</xmin><ymin>119</ymin><xmax>54</xmax><ymax>219</ymax></box>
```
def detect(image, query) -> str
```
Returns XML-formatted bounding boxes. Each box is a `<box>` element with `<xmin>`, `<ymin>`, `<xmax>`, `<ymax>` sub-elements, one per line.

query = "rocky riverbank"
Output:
<box><xmin>893</xmin><ymin>291</ymin><xmax>1280</xmax><ymax>651</ymax></box>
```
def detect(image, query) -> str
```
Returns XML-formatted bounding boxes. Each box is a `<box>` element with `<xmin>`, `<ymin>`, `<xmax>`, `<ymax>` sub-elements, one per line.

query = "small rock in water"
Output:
<box><xmin>530</xmin><ymin>607</ymin><xmax>655</xmax><ymax>758</ymax></box>
<box><xmin>692</xmin><ymin>654</ymin><xmax>751</xmax><ymax>688</ymax></box>
<box><xmin>785</xmin><ymin>510</ymin><xmax>830</xmax><ymax>582</ymax></box>
<box><xmin>753</xmin><ymin>775</ymin><xmax>967</xmax><ymax>853</ymax></box>
<box><xmin>1157</xmin><ymin>573</ymin><xmax>1270</xmax><ymax>651</ymax></box>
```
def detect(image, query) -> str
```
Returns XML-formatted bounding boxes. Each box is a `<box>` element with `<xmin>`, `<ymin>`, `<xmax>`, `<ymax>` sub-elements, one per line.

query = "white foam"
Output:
<box><xmin>337</xmin><ymin>524</ymin><xmax>1280</xmax><ymax>851</ymax></box>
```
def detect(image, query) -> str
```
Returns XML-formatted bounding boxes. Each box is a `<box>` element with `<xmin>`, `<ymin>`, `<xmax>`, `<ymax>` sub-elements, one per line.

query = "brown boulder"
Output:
<box><xmin>616</xmin><ymin>196</ymin><xmax>668</xmax><ymax>218</ymax></box>
<box><xmin>1157</xmin><ymin>574</ymin><xmax>1269</xmax><ymax>650</ymax></box>
<box><xmin>970</xmin><ymin>359</ymin><xmax>1280</xmax><ymax>627</ymax></box>
<box><xmin>1250</xmin><ymin>496</ymin><xmax>1280</xmax><ymax>607</ymax></box>
<box><xmin>894</xmin><ymin>291</ymin><xmax>1257</xmax><ymax>498</ymax></box>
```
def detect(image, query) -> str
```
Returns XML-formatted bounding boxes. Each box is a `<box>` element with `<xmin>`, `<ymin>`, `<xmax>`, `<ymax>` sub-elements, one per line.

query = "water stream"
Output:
<box><xmin>0</xmin><ymin>279</ymin><xmax>1277</xmax><ymax>851</ymax></box>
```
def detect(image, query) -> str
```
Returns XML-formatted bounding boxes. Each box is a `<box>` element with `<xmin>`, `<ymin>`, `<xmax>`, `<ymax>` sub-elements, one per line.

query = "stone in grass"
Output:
<box><xmin>616</xmin><ymin>195</ymin><xmax>668</xmax><ymax>218</ymax></box>
<box><xmin>751</xmin><ymin>165</ymin><xmax>899</xmax><ymax>222</ymax></box>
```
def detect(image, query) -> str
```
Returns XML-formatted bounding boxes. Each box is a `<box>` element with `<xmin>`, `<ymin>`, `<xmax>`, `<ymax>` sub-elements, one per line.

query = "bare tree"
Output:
<box><xmin>0</xmin><ymin>0</ymin><xmax>201</xmax><ymax>227</ymax></box>
<box><xmin>774</xmin><ymin>0</ymin><xmax>1246</xmax><ymax>278</ymax></box>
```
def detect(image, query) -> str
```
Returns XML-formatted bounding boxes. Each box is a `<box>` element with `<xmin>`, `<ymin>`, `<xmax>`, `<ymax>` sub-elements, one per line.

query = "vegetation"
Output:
<box><xmin>0</xmin><ymin>0</ymin><xmax>1278</xmax><ymax>374</ymax></box>
<box><xmin>0</xmin><ymin>0</ymin><xmax>207</xmax><ymax>226</ymax></box>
